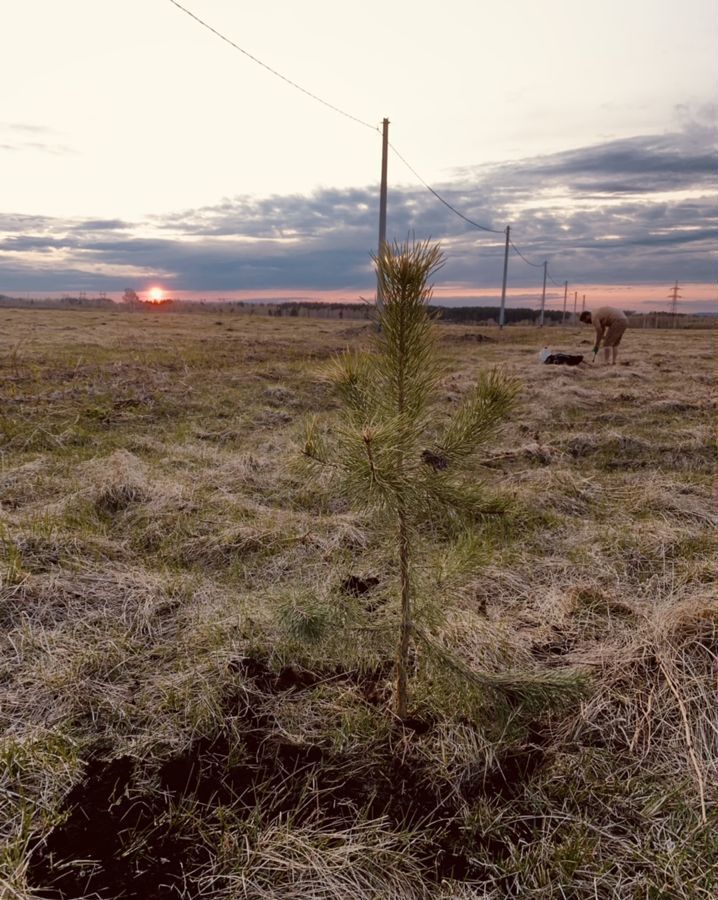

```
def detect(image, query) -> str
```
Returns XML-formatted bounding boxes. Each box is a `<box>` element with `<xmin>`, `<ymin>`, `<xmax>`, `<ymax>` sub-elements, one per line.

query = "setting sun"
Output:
<box><xmin>148</xmin><ymin>287</ymin><xmax>164</xmax><ymax>303</ymax></box>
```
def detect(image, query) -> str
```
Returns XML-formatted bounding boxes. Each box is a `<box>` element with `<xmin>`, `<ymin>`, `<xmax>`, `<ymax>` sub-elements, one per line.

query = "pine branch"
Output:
<box><xmin>415</xmin><ymin>471</ymin><xmax>508</xmax><ymax>520</ymax></box>
<box><xmin>326</xmin><ymin>350</ymin><xmax>375</xmax><ymax>423</ymax></box>
<box><xmin>436</xmin><ymin>369</ymin><xmax>521</xmax><ymax>465</ymax></box>
<box><xmin>300</xmin><ymin>416</ymin><xmax>334</xmax><ymax>468</ymax></box>
<box><xmin>413</xmin><ymin>625</ymin><xmax>589</xmax><ymax>709</ymax></box>
<box><xmin>330</xmin><ymin>416</ymin><xmax>422</xmax><ymax>510</ymax></box>
<box><xmin>371</xmin><ymin>240</ymin><xmax>444</xmax><ymax>424</ymax></box>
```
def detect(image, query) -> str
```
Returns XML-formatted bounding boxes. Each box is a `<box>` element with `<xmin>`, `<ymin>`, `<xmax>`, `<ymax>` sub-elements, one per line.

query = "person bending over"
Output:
<box><xmin>580</xmin><ymin>306</ymin><xmax>628</xmax><ymax>365</ymax></box>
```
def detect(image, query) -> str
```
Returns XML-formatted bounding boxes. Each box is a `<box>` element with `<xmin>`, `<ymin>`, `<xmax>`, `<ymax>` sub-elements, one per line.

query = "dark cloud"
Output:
<box><xmin>2</xmin><ymin>235</ymin><xmax>81</xmax><ymax>251</ymax></box>
<box><xmin>473</xmin><ymin>123</ymin><xmax>717</xmax><ymax>197</ymax></box>
<box><xmin>71</xmin><ymin>219</ymin><xmax>132</xmax><ymax>232</ymax></box>
<box><xmin>0</xmin><ymin>214</ymin><xmax>57</xmax><ymax>234</ymax></box>
<box><xmin>1</xmin><ymin>120</ymin><xmax>716</xmax><ymax>296</ymax></box>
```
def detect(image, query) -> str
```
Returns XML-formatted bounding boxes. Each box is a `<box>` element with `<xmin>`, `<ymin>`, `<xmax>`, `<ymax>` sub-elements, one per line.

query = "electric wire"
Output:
<box><xmin>548</xmin><ymin>272</ymin><xmax>565</xmax><ymax>288</ymax></box>
<box><xmin>389</xmin><ymin>142</ymin><xmax>506</xmax><ymax>235</ymax></box>
<box><xmin>167</xmin><ymin>0</ymin><xmax>378</xmax><ymax>133</ymax></box>
<box><xmin>509</xmin><ymin>239</ymin><xmax>544</xmax><ymax>268</ymax></box>
<box><xmin>167</xmin><ymin>3</ymin><xmax>507</xmax><ymax>245</ymax></box>
<box><xmin>167</xmin><ymin>0</ymin><xmax>574</xmax><ymax>299</ymax></box>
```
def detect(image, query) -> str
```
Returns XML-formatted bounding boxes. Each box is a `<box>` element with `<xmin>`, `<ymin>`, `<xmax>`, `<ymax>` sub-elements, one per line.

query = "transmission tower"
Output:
<box><xmin>668</xmin><ymin>281</ymin><xmax>681</xmax><ymax>328</ymax></box>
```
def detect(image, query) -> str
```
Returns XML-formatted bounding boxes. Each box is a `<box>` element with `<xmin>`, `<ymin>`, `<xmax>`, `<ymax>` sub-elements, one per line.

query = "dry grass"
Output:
<box><xmin>1</xmin><ymin>309</ymin><xmax>716</xmax><ymax>898</ymax></box>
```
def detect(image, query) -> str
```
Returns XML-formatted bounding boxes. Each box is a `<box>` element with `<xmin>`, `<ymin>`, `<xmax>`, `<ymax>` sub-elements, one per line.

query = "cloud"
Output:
<box><xmin>0</xmin><ymin>142</ymin><xmax>73</xmax><ymax>155</ymax></box>
<box><xmin>511</xmin><ymin>132</ymin><xmax>716</xmax><ymax>193</ymax></box>
<box><xmin>0</xmin><ymin>122</ymin><xmax>74</xmax><ymax>155</ymax></box>
<box><xmin>71</xmin><ymin>219</ymin><xmax>132</xmax><ymax>232</ymax></box>
<box><xmin>1</xmin><ymin>123</ymin><xmax>55</xmax><ymax>134</ymax></box>
<box><xmin>1</xmin><ymin>119</ymin><xmax>716</xmax><ymax>298</ymax></box>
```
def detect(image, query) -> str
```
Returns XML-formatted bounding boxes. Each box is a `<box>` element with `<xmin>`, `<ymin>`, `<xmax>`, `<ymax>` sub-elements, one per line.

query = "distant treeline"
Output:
<box><xmin>430</xmin><ymin>306</ymin><xmax>564</xmax><ymax>325</ymax></box>
<box><xmin>0</xmin><ymin>295</ymin><xmax>560</xmax><ymax>323</ymax></box>
<box><xmin>266</xmin><ymin>302</ymin><xmax>565</xmax><ymax>324</ymax></box>
<box><xmin>1</xmin><ymin>295</ymin><xmax>714</xmax><ymax>328</ymax></box>
<box><xmin>0</xmin><ymin>294</ymin><xmax>118</xmax><ymax>310</ymax></box>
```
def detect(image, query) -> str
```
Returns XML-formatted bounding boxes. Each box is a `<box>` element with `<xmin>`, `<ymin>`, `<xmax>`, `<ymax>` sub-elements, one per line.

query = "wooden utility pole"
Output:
<box><xmin>573</xmin><ymin>290</ymin><xmax>578</xmax><ymax>323</ymax></box>
<box><xmin>499</xmin><ymin>225</ymin><xmax>510</xmax><ymax>328</ymax></box>
<box><xmin>376</xmin><ymin>118</ymin><xmax>390</xmax><ymax>312</ymax></box>
<box><xmin>561</xmin><ymin>281</ymin><xmax>568</xmax><ymax>325</ymax></box>
<box><xmin>582</xmin><ymin>294</ymin><xmax>586</xmax><ymax>314</ymax></box>
<box><xmin>538</xmin><ymin>260</ymin><xmax>547</xmax><ymax>326</ymax></box>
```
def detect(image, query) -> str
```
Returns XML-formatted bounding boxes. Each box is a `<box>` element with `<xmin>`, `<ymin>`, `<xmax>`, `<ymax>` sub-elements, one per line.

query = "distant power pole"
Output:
<box><xmin>538</xmin><ymin>260</ymin><xmax>547</xmax><ymax>326</ymax></box>
<box><xmin>573</xmin><ymin>290</ymin><xmax>578</xmax><ymax>323</ymax></box>
<box><xmin>499</xmin><ymin>225</ymin><xmax>510</xmax><ymax>329</ymax></box>
<box><xmin>562</xmin><ymin>281</ymin><xmax>568</xmax><ymax>325</ymax></box>
<box><xmin>582</xmin><ymin>294</ymin><xmax>586</xmax><ymax>314</ymax></box>
<box><xmin>376</xmin><ymin>117</ymin><xmax>390</xmax><ymax>312</ymax></box>
<box><xmin>668</xmin><ymin>280</ymin><xmax>681</xmax><ymax>328</ymax></box>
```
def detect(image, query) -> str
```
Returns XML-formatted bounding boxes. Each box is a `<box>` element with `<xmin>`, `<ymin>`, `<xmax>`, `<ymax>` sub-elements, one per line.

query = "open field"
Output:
<box><xmin>1</xmin><ymin>309</ymin><xmax>716</xmax><ymax>899</ymax></box>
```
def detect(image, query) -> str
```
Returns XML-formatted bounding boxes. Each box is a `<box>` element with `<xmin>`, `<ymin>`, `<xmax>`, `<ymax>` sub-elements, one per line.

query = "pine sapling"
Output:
<box><xmin>302</xmin><ymin>240</ymin><xmax>582</xmax><ymax>717</ymax></box>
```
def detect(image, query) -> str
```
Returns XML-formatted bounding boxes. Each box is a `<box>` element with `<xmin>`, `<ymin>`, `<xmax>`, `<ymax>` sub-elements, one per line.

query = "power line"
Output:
<box><xmin>388</xmin><ymin>142</ymin><xmax>505</xmax><ymax>235</ymax></box>
<box><xmin>509</xmin><ymin>239</ymin><xmax>544</xmax><ymax>268</ymax></box>
<box><xmin>167</xmin><ymin>0</ymin><xmax>574</xmax><ymax>303</ymax></box>
<box><xmin>167</xmin><ymin>0</ymin><xmax>378</xmax><ymax>133</ymax></box>
<box><xmin>547</xmin><ymin>271</ymin><xmax>564</xmax><ymax>288</ymax></box>
<box><xmin>169</xmin><ymin>0</ymin><xmax>505</xmax><ymax>239</ymax></box>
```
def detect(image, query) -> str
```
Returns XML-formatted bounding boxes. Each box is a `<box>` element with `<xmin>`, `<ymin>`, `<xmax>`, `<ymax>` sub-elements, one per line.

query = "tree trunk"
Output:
<box><xmin>396</xmin><ymin>506</ymin><xmax>411</xmax><ymax>719</ymax></box>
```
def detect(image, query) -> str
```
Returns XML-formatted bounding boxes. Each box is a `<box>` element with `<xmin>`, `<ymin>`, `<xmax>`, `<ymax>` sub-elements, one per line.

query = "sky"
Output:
<box><xmin>1</xmin><ymin>0</ymin><xmax>716</xmax><ymax>311</ymax></box>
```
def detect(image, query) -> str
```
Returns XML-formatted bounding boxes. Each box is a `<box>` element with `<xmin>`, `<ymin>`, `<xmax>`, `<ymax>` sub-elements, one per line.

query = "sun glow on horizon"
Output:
<box><xmin>148</xmin><ymin>287</ymin><xmax>164</xmax><ymax>303</ymax></box>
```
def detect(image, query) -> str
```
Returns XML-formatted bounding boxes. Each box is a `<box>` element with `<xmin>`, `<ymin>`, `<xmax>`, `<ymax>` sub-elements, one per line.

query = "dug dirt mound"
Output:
<box><xmin>28</xmin><ymin>754</ymin><xmax>210</xmax><ymax>900</ymax></box>
<box><xmin>27</xmin><ymin>656</ymin><xmax>548</xmax><ymax>899</ymax></box>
